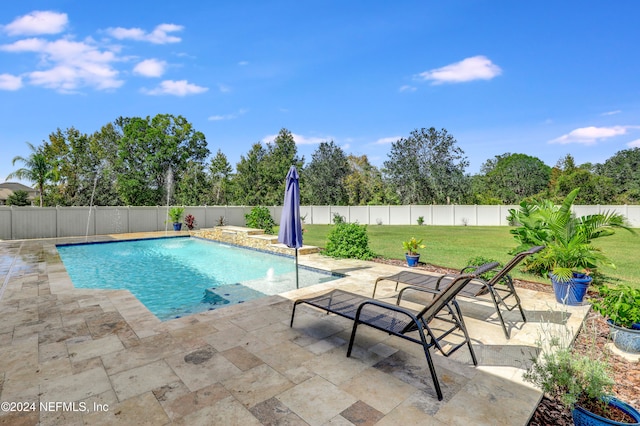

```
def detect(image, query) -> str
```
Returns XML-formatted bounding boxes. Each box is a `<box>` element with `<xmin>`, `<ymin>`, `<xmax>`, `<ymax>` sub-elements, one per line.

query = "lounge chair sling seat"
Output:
<box><xmin>372</xmin><ymin>246</ymin><xmax>545</xmax><ymax>339</ymax></box>
<box><xmin>290</xmin><ymin>262</ymin><xmax>499</xmax><ymax>401</ymax></box>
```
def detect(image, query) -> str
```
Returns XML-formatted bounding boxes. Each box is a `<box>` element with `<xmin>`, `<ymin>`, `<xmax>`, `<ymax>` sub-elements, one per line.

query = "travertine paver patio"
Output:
<box><xmin>0</xmin><ymin>232</ymin><xmax>590</xmax><ymax>425</ymax></box>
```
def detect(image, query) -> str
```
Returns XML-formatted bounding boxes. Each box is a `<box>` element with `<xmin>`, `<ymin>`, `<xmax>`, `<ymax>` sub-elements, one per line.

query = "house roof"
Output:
<box><xmin>0</xmin><ymin>182</ymin><xmax>36</xmax><ymax>192</ymax></box>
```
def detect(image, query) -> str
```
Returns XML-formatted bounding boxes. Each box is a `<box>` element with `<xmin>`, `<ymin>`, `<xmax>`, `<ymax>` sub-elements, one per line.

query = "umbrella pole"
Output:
<box><xmin>295</xmin><ymin>248</ymin><xmax>299</xmax><ymax>289</ymax></box>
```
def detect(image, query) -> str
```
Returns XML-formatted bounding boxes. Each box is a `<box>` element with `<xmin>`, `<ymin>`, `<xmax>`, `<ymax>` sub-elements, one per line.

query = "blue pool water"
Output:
<box><xmin>57</xmin><ymin>237</ymin><xmax>339</xmax><ymax>321</ymax></box>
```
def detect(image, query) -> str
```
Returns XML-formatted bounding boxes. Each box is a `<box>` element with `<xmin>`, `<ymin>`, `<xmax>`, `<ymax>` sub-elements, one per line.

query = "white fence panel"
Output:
<box><xmin>454</xmin><ymin>205</ymin><xmax>477</xmax><ymax>226</ymax></box>
<box><xmin>95</xmin><ymin>207</ymin><xmax>129</xmax><ymax>234</ymax></box>
<box><xmin>12</xmin><ymin>207</ymin><xmax>57</xmax><ymax>239</ymax></box>
<box><xmin>128</xmin><ymin>207</ymin><xmax>159</xmax><ymax>232</ymax></box>
<box><xmin>310</xmin><ymin>206</ymin><xmax>330</xmax><ymax>225</ymax></box>
<box><xmin>348</xmin><ymin>206</ymin><xmax>369</xmax><ymax>224</ymax></box>
<box><xmin>0</xmin><ymin>208</ymin><xmax>12</xmax><ymax>240</ymax></box>
<box><xmin>389</xmin><ymin>206</ymin><xmax>410</xmax><ymax>225</ymax></box>
<box><xmin>432</xmin><ymin>205</ymin><xmax>455</xmax><ymax>225</ymax></box>
<box><xmin>410</xmin><ymin>206</ymin><xmax>431</xmax><ymax>226</ymax></box>
<box><xmin>57</xmin><ymin>207</ymin><xmax>92</xmax><ymax>237</ymax></box>
<box><xmin>369</xmin><ymin>206</ymin><xmax>389</xmax><ymax>225</ymax></box>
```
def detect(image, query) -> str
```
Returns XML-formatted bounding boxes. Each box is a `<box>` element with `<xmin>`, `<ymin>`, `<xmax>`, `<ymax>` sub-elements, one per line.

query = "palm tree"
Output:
<box><xmin>6</xmin><ymin>142</ymin><xmax>55</xmax><ymax>207</ymax></box>
<box><xmin>508</xmin><ymin>188</ymin><xmax>635</xmax><ymax>281</ymax></box>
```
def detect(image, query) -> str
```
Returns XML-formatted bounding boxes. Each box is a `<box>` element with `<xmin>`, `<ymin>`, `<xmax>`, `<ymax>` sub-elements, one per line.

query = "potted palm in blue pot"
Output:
<box><xmin>168</xmin><ymin>207</ymin><xmax>185</xmax><ymax>231</ymax></box>
<box><xmin>508</xmin><ymin>188</ymin><xmax>634</xmax><ymax>306</ymax></box>
<box><xmin>402</xmin><ymin>237</ymin><xmax>425</xmax><ymax>267</ymax></box>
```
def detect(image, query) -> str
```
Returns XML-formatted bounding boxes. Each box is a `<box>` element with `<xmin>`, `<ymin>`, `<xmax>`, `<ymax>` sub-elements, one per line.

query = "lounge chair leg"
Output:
<box><xmin>416</xmin><ymin>326</ymin><xmax>443</xmax><ymax>401</ymax></box>
<box><xmin>453</xmin><ymin>300</ymin><xmax>478</xmax><ymax>366</ymax></box>
<box><xmin>346</xmin><ymin>321</ymin><xmax>360</xmax><ymax>357</ymax></box>
<box><xmin>290</xmin><ymin>301</ymin><xmax>299</xmax><ymax>327</ymax></box>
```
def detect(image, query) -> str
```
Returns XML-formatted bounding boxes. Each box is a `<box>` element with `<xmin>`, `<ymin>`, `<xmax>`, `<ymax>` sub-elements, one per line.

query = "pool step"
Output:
<box><xmin>203</xmin><ymin>283</ymin><xmax>266</xmax><ymax>306</ymax></box>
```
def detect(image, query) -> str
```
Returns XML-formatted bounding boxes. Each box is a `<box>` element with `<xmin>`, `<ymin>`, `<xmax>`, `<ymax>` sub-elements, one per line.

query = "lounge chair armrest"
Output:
<box><xmin>435</xmin><ymin>274</ymin><xmax>456</xmax><ymax>290</ymax></box>
<box><xmin>354</xmin><ymin>299</ymin><xmax>419</xmax><ymax>323</ymax></box>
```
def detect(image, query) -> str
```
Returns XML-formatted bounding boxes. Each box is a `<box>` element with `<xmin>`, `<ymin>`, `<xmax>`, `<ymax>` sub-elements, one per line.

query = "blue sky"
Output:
<box><xmin>2</xmin><ymin>1</ymin><xmax>640</xmax><ymax>186</ymax></box>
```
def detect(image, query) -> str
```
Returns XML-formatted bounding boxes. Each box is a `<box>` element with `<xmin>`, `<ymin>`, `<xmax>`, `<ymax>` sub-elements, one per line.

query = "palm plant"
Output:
<box><xmin>508</xmin><ymin>188</ymin><xmax>634</xmax><ymax>281</ymax></box>
<box><xmin>6</xmin><ymin>142</ymin><xmax>55</xmax><ymax>207</ymax></box>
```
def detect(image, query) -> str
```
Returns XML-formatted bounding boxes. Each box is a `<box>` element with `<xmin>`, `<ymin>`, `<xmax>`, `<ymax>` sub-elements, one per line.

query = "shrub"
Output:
<box><xmin>332</xmin><ymin>212</ymin><xmax>345</xmax><ymax>224</ymax></box>
<box><xmin>417</xmin><ymin>216</ymin><xmax>425</xmax><ymax>226</ymax></box>
<box><xmin>324</xmin><ymin>222</ymin><xmax>375</xmax><ymax>260</ymax></box>
<box><xmin>465</xmin><ymin>256</ymin><xmax>503</xmax><ymax>282</ymax></box>
<box><xmin>168</xmin><ymin>207</ymin><xmax>184</xmax><ymax>223</ymax></box>
<box><xmin>6</xmin><ymin>190</ymin><xmax>30</xmax><ymax>206</ymax></box>
<box><xmin>245</xmin><ymin>206</ymin><xmax>275</xmax><ymax>234</ymax></box>
<box><xmin>184</xmin><ymin>214</ymin><xmax>197</xmax><ymax>230</ymax></box>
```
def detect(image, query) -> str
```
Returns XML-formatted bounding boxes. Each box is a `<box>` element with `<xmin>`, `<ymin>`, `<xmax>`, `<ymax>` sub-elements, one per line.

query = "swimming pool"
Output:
<box><xmin>57</xmin><ymin>237</ymin><xmax>340</xmax><ymax>321</ymax></box>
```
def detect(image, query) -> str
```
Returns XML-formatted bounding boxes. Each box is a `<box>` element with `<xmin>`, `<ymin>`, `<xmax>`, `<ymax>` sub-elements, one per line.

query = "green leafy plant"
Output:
<box><xmin>324</xmin><ymin>222</ymin><xmax>375</xmax><ymax>260</ymax></box>
<box><xmin>464</xmin><ymin>256</ymin><xmax>503</xmax><ymax>282</ymax></box>
<box><xmin>417</xmin><ymin>216</ymin><xmax>425</xmax><ymax>226</ymax></box>
<box><xmin>507</xmin><ymin>188</ymin><xmax>634</xmax><ymax>281</ymax></box>
<box><xmin>591</xmin><ymin>284</ymin><xmax>640</xmax><ymax>329</ymax></box>
<box><xmin>402</xmin><ymin>237</ymin><xmax>425</xmax><ymax>256</ymax></box>
<box><xmin>245</xmin><ymin>206</ymin><xmax>275</xmax><ymax>234</ymax></box>
<box><xmin>523</xmin><ymin>321</ymin><xmax>615</xmax><ymax>416</ymax></box>
<box><xmin>216</xmin><ymin>216</ymin><xmax>227</xmax><ymax>226</ymax></box>
<box><xmin>332</xmin><ymin>212</ymin><xmax>345</xmax><ymax>224</ymax></box>
<box><xmin>168</xmin><ymin>207</ymin><xmax>184</xmax><ymax>223</ymax></box>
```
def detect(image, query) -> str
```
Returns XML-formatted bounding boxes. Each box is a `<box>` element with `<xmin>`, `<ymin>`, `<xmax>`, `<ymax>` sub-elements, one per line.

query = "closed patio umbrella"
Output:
<box><xmin>278</xmin><ymin>166</ymin><xmax>303</xmax><ymax>289</ymax></box>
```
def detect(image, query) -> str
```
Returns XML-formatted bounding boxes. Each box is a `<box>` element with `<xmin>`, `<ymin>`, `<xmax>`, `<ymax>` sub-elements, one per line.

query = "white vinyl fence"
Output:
<box><xmin>1</xmin><ymin>204</ymin><xmax>639</xmax><ymax>240</ymax></box>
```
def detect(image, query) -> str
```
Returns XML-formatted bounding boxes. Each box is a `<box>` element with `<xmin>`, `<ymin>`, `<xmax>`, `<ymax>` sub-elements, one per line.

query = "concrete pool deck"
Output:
<box><xmin>0</xmin><ymin>232</ymin><xmax>590</xmax><ymax>425</ymax></box>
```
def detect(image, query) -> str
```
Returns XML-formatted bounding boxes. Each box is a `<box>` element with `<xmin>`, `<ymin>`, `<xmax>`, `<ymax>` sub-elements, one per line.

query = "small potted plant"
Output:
<box><xmin>168</xmin><ymin>207</ymin><xmax>185</xmax><ymax>231</ymax></box>
<box><xmin>523</xmin><ymin>326</ymin><xmax>640</xmax><ymax>425</ymax></box>
<box><xmin>184</xmin><ymin>214</ymin><xmax>197</xmax><ymax>231</ymax></box>
<box><xmin>591</xmin><ymin>284</ymin><xmax>640</xmax><ymax>354</ymax></box>
<box><xmin>402</xmin><ymin>237</ymin><xmax>425</xmax><ymax>267</ymax></box>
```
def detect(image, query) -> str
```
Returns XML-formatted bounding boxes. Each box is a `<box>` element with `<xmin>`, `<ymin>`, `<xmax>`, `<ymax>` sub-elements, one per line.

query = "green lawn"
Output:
<box><xmin>299</xmin><ymin>224</ymin><xmax>640</xmax><ymax>288</ymax></box>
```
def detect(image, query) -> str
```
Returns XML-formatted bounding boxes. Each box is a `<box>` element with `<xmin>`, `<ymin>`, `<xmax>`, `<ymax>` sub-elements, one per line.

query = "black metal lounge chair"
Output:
<box><xmin>290</xmin><ymin>262</ymin><xmax>499</xmax><ymax>401</ymax></box>
<box><xmin>372</xmin><ymin>246</ymin><xmax>545</xmax><ymax>339</ymax></box>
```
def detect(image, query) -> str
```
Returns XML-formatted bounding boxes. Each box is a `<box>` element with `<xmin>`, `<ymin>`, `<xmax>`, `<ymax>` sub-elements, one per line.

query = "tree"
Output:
<box><xmin>259</xmin><ymin>128</ymin><xmax>304</xmax><ymax>205</ymax></box>
<box><xmin>6</xmin><ymin>190</ymin><xmax>30</xmax><ymax>206</ymax></box>
<box><xmin>344</xmin><ymin>155</ymin><xmax>393</xmax><ymax>205</ymax></box>
<box><xmin>114</xmin><ymin>114</ymin><xmax>209</xmax><ymax>205</ymax></box>
<box><xmin>175</xmin><ymin>160</ymin><xmax>209</xmax><ymax>205</ymax></box>
<box><xmin>480</xmin><ymin>153</ymin><xmax>551</xmax><ymax>204</ymax></box>
<box><xmin>208</xmin><ymin>149</ymin><xmax>232</xmax><ymax>205</ymax></box>
<box><xmin>546</xmin><ymin>154</ymin><xmax>616</xmax><ymax>204</ymax></box>
<box><xmin>598</xmin><ymin>148</ymin><xmax>640</xmax><ymax>203</ymax></box>
<box><xmin>6</xmin><ymin>142</ymin><xmax>55</xmax><ymax>207</ymax></box>
<box><xmin>303</xmin><ymin>141</ymin><xmax>349</xmax><ymax>205</ymax></box>
<box><xmin>383</xmin><ymin>128</ymin><xmax>469</xmax><ymax>204</ymax></box>
<box><xmin>233</xmin><ymin>143</ymin><xmax>266</xmax><ymax>205</ymax></box>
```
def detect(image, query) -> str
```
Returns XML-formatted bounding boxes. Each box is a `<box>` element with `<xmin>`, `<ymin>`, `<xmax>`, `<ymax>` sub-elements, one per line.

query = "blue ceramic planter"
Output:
<box><xmin>173</xmin><ymin>222</ymin><xmax>182</xmax><ymax>231</ymax></box>
<box><xmin>572</xmin><ymin>396</ymin><xmax>640</xmax><ymax>426</ymax></box>
<box><xmin>405</xmin><ymin>254</ymin><xmax>420</xmax><ymax>267</ymax></box>
<box><xmin>608</xmin><ymin>320</ymin><xmax>640</xmax><ymax>354</ymax></box>
<box><xmin>550</xmin><ymin>272</ymin><xmax>592</xmax><ymax>305</ymax></box>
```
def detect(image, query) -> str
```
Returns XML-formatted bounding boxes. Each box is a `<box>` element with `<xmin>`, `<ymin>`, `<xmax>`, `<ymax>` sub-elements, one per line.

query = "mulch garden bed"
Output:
<box><xmin>371</xmin><ymin>258</ymin><xmax>640</xmax><ymax>426</ymax></box>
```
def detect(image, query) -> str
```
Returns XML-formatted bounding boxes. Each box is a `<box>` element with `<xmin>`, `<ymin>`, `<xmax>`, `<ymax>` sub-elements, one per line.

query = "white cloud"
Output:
<box><xmin>218</xmin><ymin>84</ymin><xmax>231</xmax><ymax>93</ymax></box>
<box><xmin>602</xmin><ymin>110</ymin><xmax>621</xmax><ymax>116</ymax></box>
<box><xmin>627</xmin><ymin>139</ymin><xmax>640</xmax><ymax>148</ymax></box>
<box><xmin>550</xmin><ymin>126</ymin><xmax>630</xmax><ymax>145</ymax></box>
<box><xmin>399</xmin><ymin>85</ymin><xmax>416</xmax><ymax>92</ymax></box>
<box><xmin>144</xmin><ymin>79</ymin><xmax>208</xmax><ymax>96</ymax></box>
<box><xmin>373</xmin><ymin>136</ymin><xmax>401</xmax><ymax>145</ymax></box>
<box><xmin>106</xmin><ymin>23</ymin><xmax>183</xmax><ymax>44</ymax></box>
<box><xmin>238</xmin><ymin>61</ymin><xmax>249</xmax><ymax>66</ymax></box>
<box><xmin>341</xmin><ymin>143</ymin><xmax>351</xmax><ymax>151</ymax></box>
<box><xmin>0</xmin><ymin>73</ymin><xmax>23</xmax><ymax>90</ymax></box>
<box><xmin>2</xmin><ymin>11</ymin><xmax>68</xmax><ymax>36</ymax></box>
<box><xmin>133</xmin><ymin>59</ymin><xmax>167</xmax><ymax>77</ymax></box>
<box><xmin>0</xmin><ymin>37</ymin><xmax>123</xmax><ymax>92</ymax></box>
<box><xmin>262</xmin><ymin>133</ymin><xmax>329</xmax><ymax>145</ymax></box>
<box><xmin>417</xmin><ymin>55</ymin><xmax>502</xmax><ymax>84</ymax></box>
<box><xmin>208</xmin><ymin>109</ymin><xmax>248</xmax><ymax>121</ymax></box>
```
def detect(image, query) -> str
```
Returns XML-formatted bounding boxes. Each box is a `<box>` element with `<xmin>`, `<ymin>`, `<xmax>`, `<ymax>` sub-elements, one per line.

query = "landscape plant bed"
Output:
<box><xmin>371</xmin><ymin>257</ymin><xmax>639</xmax><ymax>426</ymax></box>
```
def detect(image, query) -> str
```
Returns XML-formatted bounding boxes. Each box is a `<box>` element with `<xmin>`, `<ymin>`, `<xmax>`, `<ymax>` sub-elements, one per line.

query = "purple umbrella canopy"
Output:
<box><xmin>278</xmin><ymin>166</ymin><xmax>303</xmax><ymax>249</ymax></box>
<box><xmin>278</xmin><ymin>166</ymin><xmax>303</xmax><ymax>288</ymax></box>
